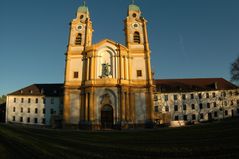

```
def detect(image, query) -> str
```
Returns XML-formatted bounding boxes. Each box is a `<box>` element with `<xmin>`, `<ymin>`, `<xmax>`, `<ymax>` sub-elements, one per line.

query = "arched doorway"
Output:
<box><xmin>101</xmin><ymin>105</ymin><xmax>113</xmax><ymax>129</ymax></box>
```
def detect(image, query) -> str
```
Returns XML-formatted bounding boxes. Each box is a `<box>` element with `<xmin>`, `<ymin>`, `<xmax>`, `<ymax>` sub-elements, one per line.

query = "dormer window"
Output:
<box><xmin>29</xmin><ymin>90</ymin><xmax>33</xmax><ymax>94</ymax></box>
<box><xmin>133</xmin><ymin>31</ymin><xmax>140</xmax><ymax>44</ymax></box>
<box><xmin>20</xmin><ymin>90</ymin><xmax>23</xmax><ymax>94</ymax></box>
<box><xmin>75</xmin><ymin>33</ymin><xmax>82</xmax><ymax>45</ymax></box>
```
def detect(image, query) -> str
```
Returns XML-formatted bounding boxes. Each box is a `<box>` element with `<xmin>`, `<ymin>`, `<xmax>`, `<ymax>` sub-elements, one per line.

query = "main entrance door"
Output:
<box><xmin>101</xmin><ymin>105</ymin><xmax>113</xmax><ymax>129</ymax></box>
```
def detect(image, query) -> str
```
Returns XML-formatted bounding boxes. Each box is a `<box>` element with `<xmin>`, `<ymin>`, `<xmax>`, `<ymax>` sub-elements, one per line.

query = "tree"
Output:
<box><xmin>231</xmin><ymin>57</ymin><xmax>239</xmax><ymax>82</ymax></box>
<box><xmin>0</xmin><ymin>95</ymin><xmax>6</xmax><ymax>104</ymax></box>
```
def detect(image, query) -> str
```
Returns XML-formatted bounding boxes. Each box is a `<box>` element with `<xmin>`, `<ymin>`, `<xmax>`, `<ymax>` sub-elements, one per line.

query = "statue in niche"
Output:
<box><xmin>101</xmin><ymin>63</ymin><xmax>111</xmax><ymax>78</ymax></box>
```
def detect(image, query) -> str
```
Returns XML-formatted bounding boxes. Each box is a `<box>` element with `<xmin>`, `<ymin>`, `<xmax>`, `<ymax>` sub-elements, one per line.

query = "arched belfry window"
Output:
<box><xmin>75</xmin><ymin>33</ymin><xmax>82</xmax><ymax>45</ymax></box>
<box><xmin>133</xmin><ymin>31</ymin><xmax>140</xmax><ymax>44</ymax></box>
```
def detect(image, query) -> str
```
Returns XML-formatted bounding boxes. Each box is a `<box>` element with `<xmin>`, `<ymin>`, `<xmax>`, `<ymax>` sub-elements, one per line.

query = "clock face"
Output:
<box><xmin>132</xmin><ymin>23</ymin><xmax>139</xmax><ymax>29</ymax></box>
<box><xmin>77</xmin><ymin>25</ymin><xmax>83</xmax><ymax>31</ymax></box>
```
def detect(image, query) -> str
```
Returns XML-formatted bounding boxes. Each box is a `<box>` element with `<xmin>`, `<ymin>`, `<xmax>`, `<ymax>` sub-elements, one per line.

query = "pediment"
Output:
<box><xmin>93</xmin><ymin>39</ymin><xmax>128</xmax><ymax>51</ymax></box>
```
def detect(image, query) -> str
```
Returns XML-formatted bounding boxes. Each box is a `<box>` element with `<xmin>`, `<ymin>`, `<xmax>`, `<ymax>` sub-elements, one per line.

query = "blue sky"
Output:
<box><xmin>0</xmin><ymin>0</ymin><xmax>239</xmax><ymax>96</ymax></box>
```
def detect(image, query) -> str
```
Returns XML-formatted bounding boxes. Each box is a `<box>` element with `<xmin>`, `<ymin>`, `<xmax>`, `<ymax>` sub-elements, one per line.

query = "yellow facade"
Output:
<box><xmin>63</xmin><ymin>3</ymin><xmax>154</xmax><ymax>129</ymax></box>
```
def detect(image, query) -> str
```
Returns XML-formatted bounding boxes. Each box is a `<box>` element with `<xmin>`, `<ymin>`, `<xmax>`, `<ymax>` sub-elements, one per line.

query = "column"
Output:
<box><xmin>124</xmin><ymin>56</ymin><xmax>127</xmax><ymax>80</ymax></box>
<box><xmin>87</xmin><ymin>58</ymin><xmax>90</xmax><ymax>81</ymax></box>
<box><xmin>85</xmin><ymin>92</ymin><xmax>88</xmax><ymax>121</ymax></box>
<box><xmin>63</xmin><ymin>89</ymin><xmax>70</xmax><ymax>124</ymax></box>
<box><xmin>121</xmin><ymin>90</ymin><xmax>125</xmax><ymax>121</ymax></box>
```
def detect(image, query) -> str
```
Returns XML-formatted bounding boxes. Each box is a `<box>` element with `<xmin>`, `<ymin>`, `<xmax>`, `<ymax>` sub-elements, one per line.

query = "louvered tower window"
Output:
<box><xmin>133</xmin><ymin>32</ymin><xmax>140</xmax><ymax>44</ymax></box>
<box><xmin>75</xmin><ymin>33</ymin><xmax>82</xmax><ymax>45</ymax></box>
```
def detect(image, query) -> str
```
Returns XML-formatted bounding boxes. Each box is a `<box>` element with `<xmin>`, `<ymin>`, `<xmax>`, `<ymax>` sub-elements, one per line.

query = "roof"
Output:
<box><xmin>129</xmin><ymin>4</ymin><xmax>140</xmax><ymax>11</ymax></box>
<box><xmin>154</xmin><ymin>78</ymin><xmax>238</xmax><ymax>93</ymax></box>
<box><xmin>77</xmin><ymin>4</ymin><xmax>89</xmax><ymax>14</ymax></box>
<box><xmin>8</xmin><ymin>84</ymin><xmax>64</xmax><ymax>96</ymax></box>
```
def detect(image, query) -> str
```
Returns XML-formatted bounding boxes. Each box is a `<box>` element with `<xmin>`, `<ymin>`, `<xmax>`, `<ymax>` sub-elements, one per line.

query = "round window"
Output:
<box><xmin>78</xmin><ymin>25</ymin><xmax>82</xmax><ymax>30</ymax></box>
<box><xmin>132</xmin><ymin>13</ymin><xmax>137</xmax><ymax>18</ymax></box>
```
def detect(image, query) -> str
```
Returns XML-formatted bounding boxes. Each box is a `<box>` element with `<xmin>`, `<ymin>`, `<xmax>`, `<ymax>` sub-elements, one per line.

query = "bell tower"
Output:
<box><xmin>64</xmin><ymin>2</ymin><xmax>93</xmax><ymax>125</ymax></box>
<box><xmin>124</xmin><ymin>2</ymin><xmax>154</xmax><ymax>124</ymax></box>
<box><xmin>124</xmin><ymin>2</ymin><xmax>152</xmax><ymax>84</ymax></box>
<box><xmin>68</xmin><ymin>2</ymin><xmax>93</xmax><ymax>51</ymax></box>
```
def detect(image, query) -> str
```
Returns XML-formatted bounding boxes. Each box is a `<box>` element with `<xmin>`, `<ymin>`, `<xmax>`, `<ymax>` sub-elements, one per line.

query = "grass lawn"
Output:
<box><xmin>0</xmin><ymin>119</ymin><xmax>239</xmax><ymax>159</ymax></box>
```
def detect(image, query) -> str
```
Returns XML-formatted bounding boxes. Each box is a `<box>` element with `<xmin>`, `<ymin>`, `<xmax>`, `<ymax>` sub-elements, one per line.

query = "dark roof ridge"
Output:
<box><xmin>8</xmin><ymin>83</ymin><xmax>64</xmax><ymax>96</ymax></box>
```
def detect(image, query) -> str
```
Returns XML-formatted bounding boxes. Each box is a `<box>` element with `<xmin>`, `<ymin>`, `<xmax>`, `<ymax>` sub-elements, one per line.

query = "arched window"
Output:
<box><xmin>133</xmin><ymin>31</ymin><xmax>140</xmax><ymax>44</ymax></box>
<box><xmin>75</xmin><ymin>33</ymin><xmax>82</xmax><ymax>45</ymax></box>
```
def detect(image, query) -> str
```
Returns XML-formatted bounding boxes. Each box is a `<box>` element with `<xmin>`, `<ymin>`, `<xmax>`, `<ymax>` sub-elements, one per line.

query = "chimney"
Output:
<box><xmin>214</xmin><ymin>82</ymin><xmax>218</xmax><ymax>90</ymax></box>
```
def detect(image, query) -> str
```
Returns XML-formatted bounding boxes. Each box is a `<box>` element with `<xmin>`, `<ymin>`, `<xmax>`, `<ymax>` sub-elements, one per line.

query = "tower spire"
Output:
<box><xmin>83</xmin><ymin>0</ymin><xmax>86</xmax><ymax>6</ymax></box>
<box><xmin>131</xmin><ymin>0</ymin><xmax>135</xmax><ymax>4</ymax></box>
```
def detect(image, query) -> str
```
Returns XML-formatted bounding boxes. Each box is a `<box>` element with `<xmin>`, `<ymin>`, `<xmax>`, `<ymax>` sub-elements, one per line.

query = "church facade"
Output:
<box><xmin>5</xmin><ymin>3</ymin><xmax>239</xmax><ymax>129</ymax></box>
<box><xmin>63</xmin><ymin>3</ymin><xmax>154</xmax><ymax>129</ymax></box>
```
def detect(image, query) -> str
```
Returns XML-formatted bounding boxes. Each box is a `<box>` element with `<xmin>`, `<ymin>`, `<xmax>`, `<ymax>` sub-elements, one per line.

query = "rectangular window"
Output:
<box><xmin>21</xmin><ymin>98</ymin><xmax>24</xmax><ymax>103</ymax></box>
<box><xmin>222</xmin><ymin>92</ymin><xmax>226</xmax><ymax>97</ymax></box>
<box><xmin>199</xmin><ymin>103</ymin><xmax>203</xmax><ymax>109</ymax></box>
<box><xmin>20</xmin><ymin>117</ymin><xmax>23</xmax><ymax>122</ymax></box>
<box><xmin>164</xmin><ymin>95</ymin><xmax>168</xmax><ymax>101</ymax></box>
<box><xmin>174</xmin><ymin>105</ymin><xmax>178</xmax><ymax>111</ymax></box>
<box><xmin>191</xmin><ymin>104</ymin><xmax>195</xmax><ymax>110</ymax></box>
<box><xmin>212</xmin><ymin>92</ymin><xmax>216</xmax><ymax>98</ymax></box>
<box><xmin>50</xmin><ymin>108</ymin><xmax>54</xmax><ymax>114</ymax></box>
<box><xmin>42</xmin><ymin>118</ymin><xmax>46</xmax><ymax>124</ymax></box>
<box><xmin>192</xmin><ymin>114</ymin><xmax>196</xmax><ymax>120</ymax></box>
<box><xmin>14</xmin><ymin>98</ymin><xmax>16</xmax><ymax>103</ymax></box>
<box><xmin>200</xmin><ymin>113</ymin><xmax>204</xmax><ymax>119</ymax></box>
<box><xmin>12</xmin><ymin>116</ymin><xmax>15</xmax><ymax>121</ymax></box>
<box><xmin>27</xmin><ymin>108</ymin><xmax>30</xmax><ymax>113</ymax></box>
<box><xmin>34</xmin><ymin>118</ymin><xmax>38</xmax><ymax>124</ymax></box>
<box><xmin>198</xmin><ymin>93</ymin><xmax>202</xmax><ymax>99</ymax></box>
<box><xmin>154</xmin><ymin>106</ymin><xmax>159</xmax><ymax>112</ymax></box>
<box><xmin>231</xmin><ymin>101</ymin><xmax>234</xmax><ymax>106</ymax></box>
<box><xmin>183</xmin><ymin>115</ymin><xmax>187</xmax><ymax>121</ymax></box>
<box><xmin>207</xmin><ymin>103</ymin><xmax>210</xmax><ymax>108</ymax></box>
<box><xmin>214</xmin><ymin>112</ymin><xmax>218</xmax><ymax>118</ymax></box>
<box><xmin>191</xmin><ymin>94</ymin><xmax>194</xmax><ymax>99</ymax></box>
<box><xmin>225</xmin><ymin>110</ymin><xmax>228</xmax><ymax>116</ymax></box>
<box><xmin>21</xmin><ymin>107</ymin><xmax>23</xmax><ymax>113</ymax></box>
<box><xmin>237</xmin><ymin>100</ymin><xmax>239</xmax><ymax>105</ymax></box>
<box><xmin>174</xmin><ymin>116</ymin><xmax>179</xmax><ymax>121</ymax></box>
<box><xmin>51</xmin><ymin>98</ymin><xmax>54</xmax><ymax>104</ymax></box>
<box><xmin>35</xmin><ymin>108</ymin><xmax>38</xmax><ymax>114</ymax></box>
<box><xmin>213</xmin><ymin>102</ymin><xmax>217</xmax><ymax>107</ymax></box>
<box><xmin>43</xmin><ymin>108</ymin><xmax>45</xmax><ymax>114</ymax></box>
<box><xmin>182</xmin><ymin>94</ymin><xmax>186</xmax><ymax>100</ymax></box>
<box><xmin>35</xmin><ymin>98</ymin><xmax>38</xmax><ymax>103</ymax></box>
<box><xmin>27</xmin><ymin>117</ymin><xmax>30</xmax><ymax>123</ymax></box>
<box><xmin>28</xmin><ymin>98</ymin><xmax>31</xmax><ymax>103</ymax></box>
<box><xmin>136</xmin><ymin>70</ymin><xmax>142</xmax><ymax>77</ymax></box>
<box><xmin>13</xmin><ymin>107</ymin><xmax>16</xmax><ymax>112</ymax></box>
<box><xmin>165</xmin><ymin>106</ymin><xmax>169</xmax><ymax>112</ymax></box>
<box><xmin>173</xmin><ymin>95</ymin><xmax>178</xmax><ymax>100</ymax></box>
<box><xmin>73</xmin><ymin>71</ymin><xmax>79</xmax><ymax>79</ymax></box>
<box><xmin>183</xmin><ymin>104</ymin><xmax>187</xmax><ymax>111</ymax></box>
<box><xmin>206</xmin><ymin>93</ymin><xmax>209</xmax><ymax>98</ymax></box>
